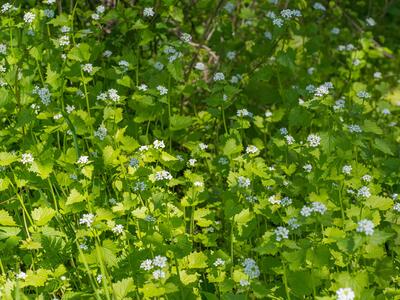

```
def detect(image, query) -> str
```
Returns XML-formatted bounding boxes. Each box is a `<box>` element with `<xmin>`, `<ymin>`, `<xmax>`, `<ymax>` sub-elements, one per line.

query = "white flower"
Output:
<box><xmin>58</xmin><ymin>35</ymin><xmax>70</xmax><ymax>47</ymax></box>
<box><xmin>140</xmin><ymin>259</ymin><xmax>153</xmax><ymax>271</ymax></box>
<box><xmin>362</xmin><ymin>174</ymin><xmax>372</xmax><ymax>182</ymax></box>
<box><xmin>272</xmin><ymin>18</ymin><xmax>284</xmax><ymax>27</ymax></box>
<box><xmin>237</xmin><ymin>109</ymin><xmax>252</xmax><ymax>117</ymax></box>
<box><xmin>66</xmin><ymin>104</ymin><xmax>75</xmax><ymax>113</ymax></box>
<box><xmin>281</xmin><ymin>196</ymin><xmax>292</xmax><ymax>207</ymax></box>
<box><xmin>60</xmin><ymin>26</ymin><xmax>70</xmax><ymax>33</ymax></box>
<box><xmin>23</xmin><ymin>12</ymin><xmax>36</xmax><ymax>24</ymax></box>
<box><xmin>285</xmin><ymin>135</ymin><xmax>295</xmax><ymax>145</ymax></box>
<box><xmin>139</xmin><ymin>145</ymin><xmax>149</xmax><ymax>152</ymax></box>
<box><xmin>96</xmin><ymin>5</ymin><xmax>105</xmax><ymax>14</ymax></box>
<box><xmin>91</xmin><ymin>13</ymin><xmax>100</xmax><ymax>20</ymax></box>
<box><xmin>264</xmin><ymin>31</ymin><xmax>272</xmax><ymax>40</ymax></box>
<box><xmin>311</xmin><ymin>202</ymin><xmax>327</xmax><ymax>214</ymax></box>
<box><xmin>138</xmin><ymin>84</ymin><xmax>148</xmax><ymax>91</ymax></box>
<box><xmin>268</xmin><ymin>195</ymin><xmax>281</xmax><ymax>205</ymax></box>
<box><xmin>143</xmin><ymin>7</ymin><xmax>155</xmax><ymax>17</ymax></box>
<box><xmin>240</xmin><ymin>279</ymin><xmax>250</xmax><ymax>287</ymax></box>
<box><xmin>246</xmin><ymin>195</ymin><xmax>258</xmax><ymax>203</ymax></box>
<box><xmin>154</xmin><ymin>170</ymin><xmax>173</xmax><ymax>181</ymax></box>
<box><xmin>366</xmin><ymin>17</ymin><xmax>376</xmax><ymax>27</ymax></box>
<box><xmin>306</xmin><ymin>84</ymin><xmax>316</xmax><ymax>93</ymax></box>
<box><xmin>381</xmin><ymin>108</ymin><xmax>390</xmax><ymax>115</ymax></box>
<box><xmin>356</xmin><ymin>219</ymin><xmax>374</xmax><ymax>235</ymax></box>
<box><xmin>79</xmin><ymin>213</ymin><xmax>95</xmax><ymax>227</ymax></box>
<box><xmin>280</xmin><ymin>127</ymin><xmax>288</xmax><ymax>135</ymax></box>
<box><xmin>213</xmin><ymin>72</ymin><xmax>225</xmax><ymax>81</ymax></box>
<box><xmin>214</xmin><ymin>258</ymin><xmax>225</xmax><ymax>267</ymax></box>
<box><xmin>21</xmin><ymin>153</ymin><xmax>34</xmax><ymax>164</ymax></box>
<box><xmin>246</xmin><ymin>145</ymin><xmax>258</xmax><ymax>154</ymax></box>
<box><xmin>33</xmin><ymin>86</ymin><xmax>52</xmax><ymax>105</ymax></box>
<box><xmin>227</xmin><ymin>51</ymin><xmax>236</xmax><ymax>60</ymax></box>
<box><xmin>348</xmin><ymin>124</ymin><xmax>362</xmax><ymax>133</ymax></box>
<box><xmin>0</xmin><ymin>44</ymin><xmax>7</xmax><ymax>55</ymax></box>
<box><xmin>53</xmin><ymin>113</ymin><xmax>63</xmax><ymax>120</ymax></box>
<box><xmin>16</xmin><ymin>272</ymin><xmax>27</xmax><ymax>280</ymax></box>
<box><xmin>336</xmin><ymin>288</ymin><xmax>355</xmax><ymax>300</ymax></box>
<box><xmin>1</xmin><ymin>3</ymin><xmax>15</xmax><ymax>13</ymax></box>
<box><xmin>237</xmin><ymin>176</ymin><xmax>251</xmax><ymax>188</ymax></box>
<box><xmin>107</xmin><ymin>89</ymin><xmax>120</xmax><ymax>102</ymax></box>
<box><xmin>342</xmin><ymin>165</ymin><xmax>352</xmax><ymax>175</ymax></box>
<box><xmin>218</xmin><ymin>157</ymin><xmax>229</xmax><ymax>165</ymax></box>
<box><xmin>373</xmin><ymin>71</ymin><xmax>382</xmax><ymax>79</ymax></box>
<box><xmin>180</xmin><ymin>33</ymin><xmax>192</xmax><ymax>43</ymax></box>
<box><xmin>195</xmin><ymin>62</ymin><xmax>205</xmax><ymax>71</ymax></box>
<box><xmin>224</xmin><ymin>2</ymin><xmax>235</xmax><ymax>13</ymax></box>
<box><xmin>82</xmin><ymin>63</ymin><xmax>93</xmax><ymax>74</ymax></box>
<box><xmin>77</xmin><ymin>155</ymin><xmax>89</xmax><ymax>164</ymax></box>
<box><xmin>133</xmin><ymin>181</ymin><xmax>147</xmax><ymax>192</ymax></box>
<box><xmin>154</xmin><ymin>61</ymin><xmax>164</xmax><ymax>70</ymax></box>
<box><xmin>280</xmin><ymin>9</ymin><xmax>301</xmax><ymax>19</ymax></box>
<box><xmin>43</xmin><ymin>9</ymin><xmax>54</xmax><ymax>18</ymax></box>
<box><xmin>331</xmin><ymin>27</ymin><xmax>340</xmax><ymax>34</ymax></box>
<box><xmin>307</xmin><ymin>134</ymin><xmax>321</xmax><ymax>147</ymax></box>
<box><xmin>275</xmin><ymin>226</ymin><xmax>289</xmax><ymax>241</ymax></box>
<box><xmin>194</xmin><ymin>181</ymin><xmax>204</xmax><ymax>187</ymax></box>
<box><xmin>103</xmin><ymin>50</ymin><xmax>112</xmax><ymax>57</ymax></box>
<box><xmin>313</xmin><ymin>2</ymin><xmax>326</xmax><ymax>11</ymax></box>
<box><xmin>357</xmin><ymin>186</ymin><xmax>371</xmax><ymax>198</ymax></box>
<box><xmin>357</xmin><ymin>90</ymin><xmax>371</xmax><ymax>99</ymax></box>
<box><xmin>94</xmin><ymin>125</ymin><xmax>107</xmax><ymax>140</ymax></box>
<box><xmin>153</xmin><ymin>255</ymin><xmax>167</xmax><ymax>268</ymax></box>
<box><xmin>187</xmin><ymin>158</ymin><xmax>197</xmax><ymax>167</ymax></box>
<box><xmin>118</xmin><ymin>60</ymin><xmax>129</xmax><ymax>70</ymax></box>
<box><xmin>333</xmin><ymin>98</ymin><xmax>346</xmax><ymax>110</ymax></box>
<box><xmin>156</xmin><ymin>85</ymin><xmax>168</xmax><ymax>95</ymax></box>
<box><xmin>265</xmin><ymin>110</ymin><xmax>273</xmax><ymax>117</ymax></box>
<box><xmin>314</xmin><ymin>82</ymin><xmax>333</xmax><ymax>97</ymax></box>
<box><xmin>303</xmin><ymin>164</ymin><xmax>312</xmax><ymax>173</ymax></box>
<box><xmin>153</xmin><ymin>139</ymin><xmax>165</xmax><ymax>149</ymax></box>
<box><xmin>112</xmin><ymin>224</ymin><xmax>124</xmax><ymax>235</ymax></box>
<box><xmin>242</xmin><ymin>258</ymin><xmax>260</xmax><ymax>279</ymax></box>
<box><xmin>199</xmin><ymin>143</ymin><xmax>208</xmax><ymax>150</ymax></box>
<box><xmin>79</xmin><ymin>243</ymin><xmax>88</xmax><ymax>250</ymax></box>
<box><xmin>288</xmin><ymin>217</ymin><xmax>300</xmax><ymax>229</ymax></box>
<box><xmin>96</xmin><ymin>274</ymin><xmax>102</xmax><ymax>283</ymax></box>
<box><xmin>300</xmin><ymin>206</ymin><xmax>313</xmax><ymax>217</ymax></box>
<box><xmin>393</xmin><ymin>203</ymin><xmax>400</xmax><ymax>212</ymax></box>
<box><xmin>152</xmin><ymin>269</ymin><xmax>166</xmax><ymax>280</ymax></box>
<box><xmin>353</xmin><ymin>58</ymin><xmax>361</xmax><ymax>66</ymax></box>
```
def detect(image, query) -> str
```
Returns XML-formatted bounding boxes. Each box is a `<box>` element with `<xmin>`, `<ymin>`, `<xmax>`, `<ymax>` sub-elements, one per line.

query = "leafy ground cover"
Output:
<box><xmin>0</xmin><ymin>0</ymin><xmax>399</xmax><ymax>299</ymax></box>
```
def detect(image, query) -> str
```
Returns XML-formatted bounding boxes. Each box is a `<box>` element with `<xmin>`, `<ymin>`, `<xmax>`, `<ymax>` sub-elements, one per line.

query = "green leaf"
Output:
<box><xmin>223</xmin><ymin>138</ymin><xmax>242</xmax><ymax>156</ymax></box>
<box><xmin>170</xmin><ymin>115</ymin><xmax>192</xmax><ymax>131</ymax></box>
<box><xmin>374</xmin><ymin>138</ymin><xmax>394</xmax><ymax>155</ymax></box>
<box><xmin>32</xmin><ymin>207</ymin><xmax>56</xmax><ymax>226</ymax></box>
<box><xmin>117</xmin><ymin>75</ymin><xmax>132</xmax><ymax>88</ymax></box>
<box><xmin>0</xmin><ymin>227</ymin><xmax>21</xmax><ymax>240</ymax></box>
<box><xmin>46</xmin><ymin>65</ymin><xmax>61</xmax><ymax>89</ymax></box>
<box><xmin>66</xmin><ymin>189</ymin><xmax>85</xmax><ymax>205</ymax></box>
<box><xmin>68</xmin><ymin>43</ymin><xmax>91</xmax><ymax>62</ymax></box>
<box><xmin>167</xmin><ymin>62</ymin><xmax>184</xmax><ymax>81</ymax></box>
<box><xmin>365</xmin><ymin>196</ymin><xmax>393</xmax><ymax>210</ymax></box>
<box><xmin>0</xmin><ymin>152</ymin><xmax>18</xmax><ymax>166</ymax></box>
<box><xmin>112</xmin><ymin>278</ymin><xmax>135</xmax><ymax>300</ymax></box>
<box><xmin>29</xmin><ymin>160</ymin><xmax>54</xmax><ymax>179</ymax></box>
<box><xmin>0</xmin><ymin>210</ymin><xmax>17</xmax><ymax>226</ymax></box>
<box><xmin>363</xmin><ymin>120</ymin><xmax>383</xmax><ymax>135</ymax></box>
<box><xmin>185</xmin><ymin>251</ymin><xmax>208</xmax><ymax>269</ymax></box>
<box><xmin>20</xmin><ymin>269</ymin><xmax>51</xmax><ymax>287</ymax></box>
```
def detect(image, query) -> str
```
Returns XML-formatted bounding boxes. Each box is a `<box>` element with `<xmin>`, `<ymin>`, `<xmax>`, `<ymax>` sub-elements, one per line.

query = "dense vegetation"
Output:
<box><xmin>0</xmin><ymin>0</ymin><xmax>399</xmax><ymax>299</ymax></box>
